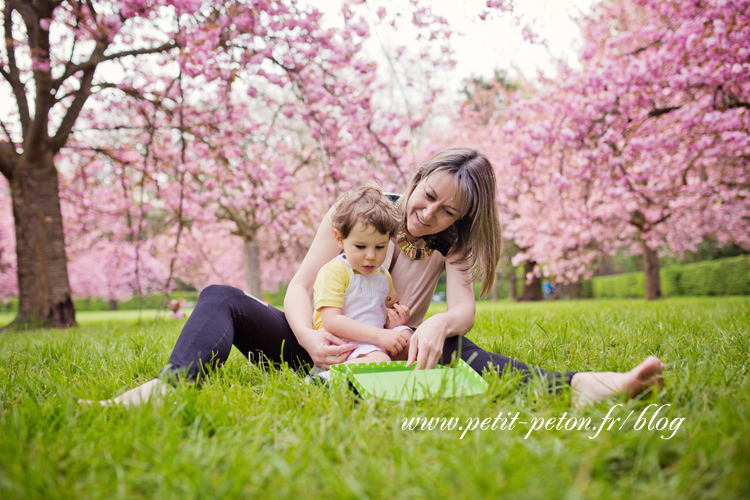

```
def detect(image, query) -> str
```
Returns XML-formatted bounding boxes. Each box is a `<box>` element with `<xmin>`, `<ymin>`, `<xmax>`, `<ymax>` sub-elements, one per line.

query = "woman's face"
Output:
<box><xmin>405</xmin><ymin>173</ymin><xmax>465</xmax><ymax>239</ymax></box>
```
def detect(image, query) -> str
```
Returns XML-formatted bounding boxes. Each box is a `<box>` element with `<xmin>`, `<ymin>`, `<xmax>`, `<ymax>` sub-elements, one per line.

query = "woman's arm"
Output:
<box><xmin>320</xmin><ymin>308</ymin><xmax>410</xmax><ymax>356</ymax></box>
<box><xmin>284</xmin><ymin>207</ymin><xmax>359</xmax><ymax>369</ymax></box>
<box><xmin>406</xmin><ymin>255</ymin><xmax>476</xmax><ymax>369</ymax></box>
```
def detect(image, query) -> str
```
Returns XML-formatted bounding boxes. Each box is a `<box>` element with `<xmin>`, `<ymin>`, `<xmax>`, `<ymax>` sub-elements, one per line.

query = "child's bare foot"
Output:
<box><xmin>78</xmin><ymin>379</ymin><xmax>169</xmax><ymax>407</ymax></box>
<box><xmin>571</xmin><ymin>356</ymin><xmax>665</xmax><ymax>408</ymax></box>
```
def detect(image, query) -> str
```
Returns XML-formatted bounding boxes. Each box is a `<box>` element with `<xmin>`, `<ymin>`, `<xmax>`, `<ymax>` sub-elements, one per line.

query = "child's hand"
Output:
<box><xmin>385</xmin><ymin>303</ymin><xmax>411</xmax><ymax>329</ymax></box>
<box><xmin>378</xmin><ymin>328</ymin><xmax>412</xmax><ymax>356</ymax></box>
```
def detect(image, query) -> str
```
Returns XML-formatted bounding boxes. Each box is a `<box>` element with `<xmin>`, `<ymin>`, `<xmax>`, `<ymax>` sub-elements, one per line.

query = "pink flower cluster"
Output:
<box><xmin>446</xmin><ymin>1</ymin><xmax>749</xmax><ymax>284</ymax></box>
<box><xmin>504</xmin><ymin>0</ymin><xmax>750</xmax><ymax>282</ymax></box>
<box><xmin>1</xmin><ymin>0</ymin><xmax>458</xmax><ymax>300</ymax></box>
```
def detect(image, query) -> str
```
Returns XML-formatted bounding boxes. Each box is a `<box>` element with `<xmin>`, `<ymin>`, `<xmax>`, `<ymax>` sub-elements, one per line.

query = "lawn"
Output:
<box><xmin>1</xmin><ymin>297</ymin><xmax>748</xmax><ymax>499</ymax></box>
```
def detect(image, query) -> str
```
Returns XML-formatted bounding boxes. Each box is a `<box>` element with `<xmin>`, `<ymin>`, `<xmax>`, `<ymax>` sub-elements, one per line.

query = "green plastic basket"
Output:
<box><xmin>330</xmin><ymin>359</ymin><xmax>488</xmax><ymax>401</ymax></box>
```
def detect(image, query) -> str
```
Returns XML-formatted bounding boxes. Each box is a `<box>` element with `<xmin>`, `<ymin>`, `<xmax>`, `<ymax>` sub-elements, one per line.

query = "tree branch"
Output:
<box><xmin>0</xmin><ymin>118</ymin><xmax>15</xmax><ymax>144</ymax></box>
<box><xmin>650</xmin><ymin>212</ymin><xmax>672</xmax><ymax>227</ymax></box>
<box><xmin>220</xmin><ymin>205</ymin><xmax>258</xmax><ymax>239</ymax></box>
<box><xmin>49</xmin><ymin>64</ymin><xmax>98</xmax><ymax>153</ymax></box>
<box><xmin>715</xmin><ymin>85</ymin><xmax>750</xmax><ymax>111</ymax></box>
<box><xmin>628</xmin><ymin>210</ymin><xmax>645</xmax><ymax>231</ymax></box>
<box><xmin>647</xmin><ymin>106</ymin><xmax>680</xmax><ymax>118</ymax></box>
<box><xmin>290</xmin><ymin>150</ymin><xmax>315</xmax><ymax>176</ymax></box>
<box><xmin>366</xmin><ymin>122</ymin><xmax>407</xmax><ymax>185</ymax></box>
<box><xmin>625</xmin><ymin>35</ymin><xmax>664</xmax><ymax>57</ymax></box>
<box><xmin>58</xmin><ymin>0</ymin><xmax>83</xmax><ymax>92</ymax></box>
<box><xmin>606</xmin><ymin>139</ymin><xmax>659</xmax><ymax>208</ymax></box>
<box><xmin>52</xmin><ymin>16</ymin><xmax>177</xmax><ymax>152</ymax></box>
<box><xmin>682</xmin><ymin>149</ymin><xmax>705</xmax><ymax>185</ymax></box>
<box><xmin>19</xmin><ymin>0</ymin><xmax>56</xmax><ymax>157</ymax></box>
<box><xmin>3</xmin><ymin>0</ymin><xmax>31</xmax><ymax>132</ymax></box>
<box><xmin>84</xmin><ymin>0</ymin><xmax>97</xmax><ymax>23</ymax></box>
<box><xmin>51</xmin><ymin>41</ymin><xmax>178</xmax><ymax>92</ymax></box>
<box><xmin>0</xmin><ymin>142</ymin><xmax>17</xmax><ymax>180</ymax></box>
<box><xmin>94</xmin><ymin>82</ymin><xmax>157</xmax><ymax>101</ymax></box>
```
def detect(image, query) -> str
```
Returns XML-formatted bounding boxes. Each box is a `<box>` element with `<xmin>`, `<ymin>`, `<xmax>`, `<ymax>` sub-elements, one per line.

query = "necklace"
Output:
<box><xmin>394</xmin><ymin>197</ymin><xmax>434</xmax><ymax>260</ymax></box>
<box><xmin>396</xmin><ymin>232</ymin><xmax>434</xmax><ymax>260</ymax></box>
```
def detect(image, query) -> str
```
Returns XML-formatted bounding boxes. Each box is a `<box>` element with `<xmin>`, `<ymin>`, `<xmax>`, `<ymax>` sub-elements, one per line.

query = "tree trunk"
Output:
<box><xmin>109</xmin><ymin>299</ymin><xmax>119</xmax><ymax>311</ymax></box>
<box><xmin>597</xmin><ymin>255</ymin><xmax>617</xmax><ymax>276</ymax></box>
<box><xmin>508</xmin><ymin>270</ymin><xmax>517</xmax><ymax>300</ymax></box>
<box><xmin>559</xmin><ymin>282</ymin><xmax>582</xmax><ymax>299</ymax></box>
<box><xmin>640</xmin><ymin>233</ymin><xmax>661</xmax><ymax>300</ymax></box>
<box><xmin>9</xmin><ymin>151</ymin><xmax>76</xmax><ymax>328</ymax></box>
<box><xmin>243</xmin><ymin>238</ymin><xmax>263</xmax><ymax>299</ymax></box>
<box><xmin>491</xmin><ymin>270</ymin><xmax>499</xmax><ymax>301</ymax></box>
<box><xmin>518</xmin><ymin>260</ymin><xmax>543</xmax><ymax>301</ymax></box>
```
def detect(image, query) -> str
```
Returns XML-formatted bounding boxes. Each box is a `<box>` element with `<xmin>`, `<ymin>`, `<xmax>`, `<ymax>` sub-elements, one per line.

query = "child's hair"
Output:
<box><xmin>332</xmin><ymin>182</ymin><xmax>400</xmax><ymax>239</ymax></box>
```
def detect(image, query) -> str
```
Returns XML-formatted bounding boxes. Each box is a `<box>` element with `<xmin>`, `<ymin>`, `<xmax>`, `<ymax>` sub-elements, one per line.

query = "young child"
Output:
<box><xmin>313</xmin><ymin>182</ymin><xmax>412</xmax><ymax>367</ymax></box>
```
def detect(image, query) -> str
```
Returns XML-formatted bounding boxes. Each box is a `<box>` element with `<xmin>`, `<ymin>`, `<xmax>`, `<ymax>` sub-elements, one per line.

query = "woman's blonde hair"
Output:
<box><xmin>332</xmin><ymin>181</ymin><xmax>400</xmax><ymax>239</ymax></box>
<box><xmin>400</xmin><ymin>147</ymin><xmax>502</xmax><ymax>298</ymax></box>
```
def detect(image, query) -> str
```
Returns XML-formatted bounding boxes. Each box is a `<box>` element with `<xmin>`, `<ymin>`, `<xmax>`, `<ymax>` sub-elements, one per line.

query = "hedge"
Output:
<box><xmin>2</xmin><ymin>256</ymin><xmax>746</xmax><ymax>313</ymax></box>
<box><xmin>592</xmin><ymin>255</ymin><xmax>750</xmax><ymax>298</ymax></box>
<box><xmin>0</xmin><ymin>291</ymin><xmax>201</xmax><ymax>314</ymax></box>
<box><xmin>74</xmin><ymin>291</ymin><xmax>202</xmax><ymax>311</ymax></box>
<box><xmin>0</xmin><ymin>289</ymin><xmax>291</xmax><ymax>314</ymax></box>
<box><xmin>592</xmin><ymin>272</ymin><xmax>647</xmax><ymax>298</ymax></box>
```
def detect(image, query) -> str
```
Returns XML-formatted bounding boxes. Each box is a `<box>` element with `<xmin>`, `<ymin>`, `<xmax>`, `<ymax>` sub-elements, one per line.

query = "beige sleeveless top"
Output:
<box><xmin>384</xmin><ymin>238</ymin><xmax>445</xmax><ymax>328</ymax></box>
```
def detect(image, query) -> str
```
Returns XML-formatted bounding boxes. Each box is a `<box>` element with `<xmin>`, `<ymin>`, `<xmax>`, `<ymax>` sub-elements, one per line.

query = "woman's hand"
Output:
<box><xmin>403</xmin><ymin>253</ymin><xmax>476</xmax><ymax>370</ymax></box>
<box><xmin>297</xmin><ymin>327</ymin><xmax>358</xmax><ymax>370</ymax></box>
<box><xmin>385</xmin><ymin>303</ymin><xmax>411</xmax><ymax>330</ymax></box>
<box><xmin>284</xmin><ymin>205</ymin><xmax>355</xmax><ymax>370</ymax></box>
<box><xmin>406</xmin><ymin>315</ymin><xmax>448</xmax><ymax>370</ymax></box>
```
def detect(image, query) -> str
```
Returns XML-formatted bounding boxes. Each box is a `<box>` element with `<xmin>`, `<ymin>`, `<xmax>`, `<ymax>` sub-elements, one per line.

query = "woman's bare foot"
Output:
<box><xmin>78</xmin><ymin>379</ymin><xmax>169</xmax><ymax>407</ymax></box>
<box><xmin>571</xmin><ymin>356</ymin><xmax>665</xmax><ymax>408</ymax></box>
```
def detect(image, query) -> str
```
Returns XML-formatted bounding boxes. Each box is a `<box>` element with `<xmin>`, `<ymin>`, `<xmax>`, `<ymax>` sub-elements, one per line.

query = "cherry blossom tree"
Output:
<box><xmin>1</xmin><ymin>173</ymin><xmax>168</xmax><ymax>306</ymax></box>
<box><xmin>1</xmin><ymin>0</ymin><xmax>459</xmax><ymax>327</ymax></box>
<box><xmin>500</xmin><ymin>0</ymin><xmax>750</xmax><ymax>300</ymax></box>
<box><xmin>1</xmin><ymin>0</ymin><xmax>200</xmax><ymax>327</ymax></box>
<box><xmin>60</xmin><ymin>0</ymin><xmax>453</xmax><ymax>300</ymax></box>
<box><xmin>67</xmin><ymin>241</ymin><xmax>170</xmax><ymax>307</ymax></box>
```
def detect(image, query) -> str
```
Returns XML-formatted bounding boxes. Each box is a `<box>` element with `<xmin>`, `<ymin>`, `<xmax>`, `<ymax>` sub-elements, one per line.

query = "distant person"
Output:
<box><xmin>167</xmin><ymin>298</ymin><xmax>186</xmax><ymax>319</ymax></box>
<box><xmin>86</xmin><ymin>147</ymin><xmax>664</xmax><ymax>408</ymax></box>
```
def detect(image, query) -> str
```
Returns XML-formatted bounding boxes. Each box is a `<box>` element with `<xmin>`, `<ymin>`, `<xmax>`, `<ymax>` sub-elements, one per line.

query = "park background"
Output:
<box><xmin>1</xmin><ymin>0</ymin><xmax>748</xmax><ymax>324</ymax></box>
<box><xmin>1</xmin><ymin>0</ymin><xmax>749</xmax><ymax>498</ymax></box>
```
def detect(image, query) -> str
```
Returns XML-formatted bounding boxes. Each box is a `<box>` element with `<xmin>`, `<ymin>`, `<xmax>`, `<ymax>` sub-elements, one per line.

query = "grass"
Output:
<box><xmin>1</xmin><ymin>297</ymin><xmax>749</xmax><ymax>499</ymax></box>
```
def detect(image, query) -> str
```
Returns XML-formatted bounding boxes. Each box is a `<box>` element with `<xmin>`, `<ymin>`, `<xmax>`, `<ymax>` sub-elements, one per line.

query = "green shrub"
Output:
<box><xmin>0</xmin><ymin>297</ymin><xmax>18</xmax><ymax>313</ymax></box>
<box><xmin>579</xmin><ymin>280</ymin><xmax>593</xmax><ymax>298</ymax></box>
<box><xmin>3</xmin><ymin>256</ymin><xmax>745</xmax><ymax>314</ymax></box>
<box><xmin>263</xmin><ymin>286</ymin><xmax>287</xmax><ymax>308</ymax></box>
<box><xmin>592</xmin><ymin>272</ymin><xmax>646</xmax><ymax>298</ymax></box>
<box><xmin>1</xmin><ymin>292</ymin><xmax>204</xmax><ymax>314</ymax></box>
<box><xmin>662</xmin><ymin>256</ymin><xmax>750</xmax><ymax>296</ymax></box>
<box><xmin>73</xmin><ymin>294</ymin><xmax>167</xmax><ymax>311</ymax></box>
<box><xmin>167</xmin><ymin>290</ymin><xmax>200</xmax><ymax>304</ymax></box>
<box><xmin>593</xmin><ymin>255</ymin><xmax>750</xmax><ymax>298</ymax></box>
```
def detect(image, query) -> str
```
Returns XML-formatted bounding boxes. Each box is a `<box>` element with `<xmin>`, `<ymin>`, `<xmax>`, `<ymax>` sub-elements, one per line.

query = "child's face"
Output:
<box><xmin>335</xmin><ymin>222</ymin><xmax>390</xmax><ymax>275</ymax></box>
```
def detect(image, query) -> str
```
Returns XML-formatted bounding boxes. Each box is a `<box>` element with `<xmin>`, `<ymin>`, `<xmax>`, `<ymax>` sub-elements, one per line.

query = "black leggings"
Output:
<box><xmin>163</xmin><ymin>285</ymin><xmax>575</xmax><ymax>388</ymax></box>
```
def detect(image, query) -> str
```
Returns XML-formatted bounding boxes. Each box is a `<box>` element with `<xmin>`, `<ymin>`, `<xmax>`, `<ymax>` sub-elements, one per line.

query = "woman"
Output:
<box><xmin>91</xmin><ymin>148</ymin><xmax>664</xmax><ymax>407</ymax></box>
